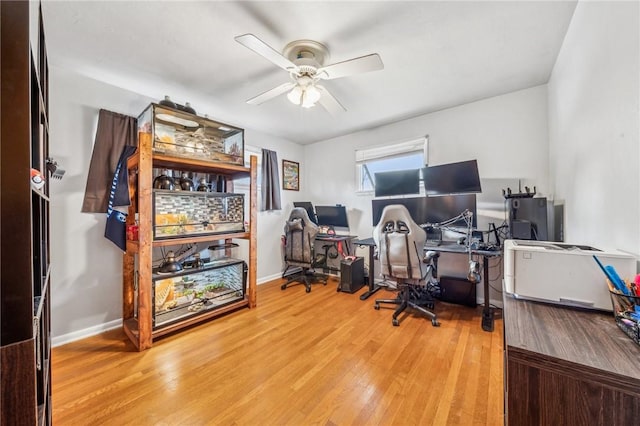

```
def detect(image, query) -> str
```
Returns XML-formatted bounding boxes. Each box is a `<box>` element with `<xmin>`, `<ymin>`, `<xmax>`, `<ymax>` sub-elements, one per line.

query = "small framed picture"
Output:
<box><xmin>282</xmin><ymin>159</ymin><xmax>299</xmax><ymax>191</ymax></box>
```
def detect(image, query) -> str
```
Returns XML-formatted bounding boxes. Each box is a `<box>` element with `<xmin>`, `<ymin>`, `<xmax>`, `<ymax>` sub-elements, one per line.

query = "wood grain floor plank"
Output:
<box><xmin>52</xmin><ymin>278</ymin><xmax>503</xmax><ymax>425</ymax></box>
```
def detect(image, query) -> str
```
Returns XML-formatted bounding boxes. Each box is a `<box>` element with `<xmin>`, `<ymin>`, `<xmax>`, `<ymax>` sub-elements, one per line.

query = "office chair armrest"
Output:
<box><xmin>424</xmin><ymin>251</ymin><xmax>440</xmax><ymax>262</ymax></box>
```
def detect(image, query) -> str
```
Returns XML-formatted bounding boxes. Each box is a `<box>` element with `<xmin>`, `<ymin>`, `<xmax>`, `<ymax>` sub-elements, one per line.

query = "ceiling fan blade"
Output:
<box><xmin>317</xmin><ymin>53</ymin><xmax>384</xmax><ymax>80</ymax></box>
<box><xmin>235</xmin><ymin>33</ymin><xmax>298</xmax><ymax>73</ymax></box>
<box><xmin>316</xmin><ymin>86</ymin><xmax>346</xmax><ymax>115</ymax></box>
<box><xmin>246</xmin><ymin>82</ymin><xmax>295</xmax><ymax>105</ymax></box>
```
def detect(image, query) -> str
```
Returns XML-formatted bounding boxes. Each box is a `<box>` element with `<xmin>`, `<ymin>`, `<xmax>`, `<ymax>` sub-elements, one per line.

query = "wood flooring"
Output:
<box><xmin>52</xmin><ymin>277</ymin><xmax>504</xmax><ymax>425</ymax></box>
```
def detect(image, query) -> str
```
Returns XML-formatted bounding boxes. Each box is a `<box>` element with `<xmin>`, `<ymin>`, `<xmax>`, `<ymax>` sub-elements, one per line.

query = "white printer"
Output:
<box><xmin>503</xmin><ymin>239</ymin><xmax>637</xmax><ymax>311</ymax></box>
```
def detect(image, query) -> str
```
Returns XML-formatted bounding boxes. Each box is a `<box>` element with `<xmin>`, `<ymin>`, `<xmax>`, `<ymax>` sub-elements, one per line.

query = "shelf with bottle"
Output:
<box><xmin>124</xmin><ymin>166</ymin><xmax>249</xmax><ymax>244</ymax></box>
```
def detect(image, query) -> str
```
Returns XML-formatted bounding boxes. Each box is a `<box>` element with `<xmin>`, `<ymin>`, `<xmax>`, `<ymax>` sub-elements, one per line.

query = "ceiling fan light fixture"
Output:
<box><xmin>287</xmin><ymin>86</ymin><xmax>303</xmax><ymax>105</ymax></box>
<box><xmin>236</xmin><ymin>34</ymin><xmax>382</xmax><ymax>114</ymax></box>
<box><xmin>301</xmin><ymin>85</ymin><xmax>321</xmax><ymax>108</ymax></box>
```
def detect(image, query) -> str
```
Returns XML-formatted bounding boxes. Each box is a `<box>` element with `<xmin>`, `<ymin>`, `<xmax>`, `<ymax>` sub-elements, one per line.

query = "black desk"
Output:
<box><xmin>353</xmin><ymin>238</ymin><xmax>502</xmax><ymax>331</ymax></box>
<box><xmin>315</xmin><ymin>234</ymin><xmax>357</xmax><ymax>253</ymax></box>
<box><xmin>315</xmin><ymin>234</ymin><xmax>358</xmax><ymax>275</ymax></box>
<box><xmin>425</xmin><ymin>241</ymin><xmax>502</xmax><ymax>331</ymax></box>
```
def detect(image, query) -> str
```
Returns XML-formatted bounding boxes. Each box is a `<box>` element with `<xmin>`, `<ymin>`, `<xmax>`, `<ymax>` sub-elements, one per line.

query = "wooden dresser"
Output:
<box><xmin>503</xmin><ymin>295</ymin><xmax>640</xmax><ymax>426</ymax></box>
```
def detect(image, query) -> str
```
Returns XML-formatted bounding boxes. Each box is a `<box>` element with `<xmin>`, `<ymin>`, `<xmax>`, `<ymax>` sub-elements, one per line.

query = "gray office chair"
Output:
<box><xmin>373</xmin><ymin>204</ymin><xmax>440</xmax><ymax>326</ymax></box>
<box><xmin>281</xmin><ymin>207</ymin><xmax>328</xmax><ymax>293</ymax></box>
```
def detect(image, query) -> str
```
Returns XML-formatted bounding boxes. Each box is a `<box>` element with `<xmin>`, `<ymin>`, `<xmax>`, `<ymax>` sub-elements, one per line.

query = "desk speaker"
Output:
<box><xmin>339</xmin><ymin>257</ymin><xmax>365</xmax><ymax>293</ymax></box>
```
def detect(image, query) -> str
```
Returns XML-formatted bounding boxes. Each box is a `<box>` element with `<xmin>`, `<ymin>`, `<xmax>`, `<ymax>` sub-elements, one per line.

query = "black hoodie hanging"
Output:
<box><xmin>104</xmin><ymin>145</ymin><xmax>137</xmax><ymax>251</ymax></box>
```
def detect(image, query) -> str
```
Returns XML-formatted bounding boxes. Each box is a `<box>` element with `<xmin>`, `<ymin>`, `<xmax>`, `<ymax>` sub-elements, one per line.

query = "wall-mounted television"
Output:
<box><xmin>423</xmin><ymin>160</ymin><xmax>481</xmax><ymax>195</ymax></box>
<box><xmin>316</xmin><ymin>205</ymin><xmax>349</xmax><ymax>228</ymax></box>
<box><xmin>372</xmin><ymin>194</ymin><xmax>477</xmax><ymax>228</ymax></box>
<box><xmin>374</xmin><ymin>169</ymin><xmax>420</xmax><ymax>197</ymax></box>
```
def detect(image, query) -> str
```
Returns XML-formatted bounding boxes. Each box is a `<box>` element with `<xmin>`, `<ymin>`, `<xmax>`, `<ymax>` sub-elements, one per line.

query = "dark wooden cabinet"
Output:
<box><xmin>503</xmin><ymin>295</ymin><xmax>640</xmax><ymax>426</ymax></box>
<box><xmin>1</xmin><ymin>1</ymin><xmax>51</xmax><ymax>424</ymax></box>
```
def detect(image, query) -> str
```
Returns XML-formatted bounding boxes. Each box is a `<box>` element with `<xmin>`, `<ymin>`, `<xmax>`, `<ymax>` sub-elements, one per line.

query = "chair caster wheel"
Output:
<box><xmin>323</xmin><ymin>281</ymin><xmax>327</xmax><ymax>286</ymax></box>
<box><xmin>374</xmin><ymin>304</ymin><xmax>380</xmax><ymax>310</ymax></box>
<box><xmin>281</xmin><ymin>285</ymin><xmax>286</xmax><ymax>290</ymax></box>
<box><xmin>336</xmin><ymin>288</ymin><xmax>341</xmax><ymax>292</ymax></box>
<box><xmin>306</xmin><ymin>287</ymin><xmax>311</xmax><ymax>293</ymax></box>
<box><xmin>392</xmin><ymin>319</ymin><xmax>399</xmax><ymax>326</ymax></box>
<box><xmin>432</xmin><ymin>318</ymin><xmax>440</xmax><ymax>327</ymax></box>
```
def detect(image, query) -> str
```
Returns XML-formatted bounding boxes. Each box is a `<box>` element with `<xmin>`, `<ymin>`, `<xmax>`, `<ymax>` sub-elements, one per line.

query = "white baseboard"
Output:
<box><xmin>52</xmin><ymin>318</ymin><xmax>122</xmax><ymax>348</ymax></box>
<box><xmin>258</xmin><ymin>272</ymin><xmax>284</xmax><ymax>284</ymax></box>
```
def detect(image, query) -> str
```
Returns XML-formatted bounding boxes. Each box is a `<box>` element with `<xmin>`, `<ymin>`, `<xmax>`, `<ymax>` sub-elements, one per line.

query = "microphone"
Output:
<box><xmin>467</xmin><ymin>260</ymin><xmax>481</xmax><ymax>283</ymax></box>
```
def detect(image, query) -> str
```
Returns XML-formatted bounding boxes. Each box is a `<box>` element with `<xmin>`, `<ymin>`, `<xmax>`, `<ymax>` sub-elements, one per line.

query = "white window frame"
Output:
<box><xmin>234</xmin><ymin>145</ymin><xmax>262</xmax><ymax>192</ymax></box>
<box><xmin>355</xmin><ymin>136</ymin><xmax>429</xmax><ymax>194</ymax></box>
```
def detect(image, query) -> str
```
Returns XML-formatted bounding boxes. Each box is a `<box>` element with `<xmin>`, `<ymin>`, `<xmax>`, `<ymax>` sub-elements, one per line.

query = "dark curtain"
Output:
<box><xmin>261</xmin><ymin>148</ymin><xmax>282</xmax><ymax>211</ymax></box>
<box><xmin>81</xmin><ymin>109</ymin><xmax>137</xmax><ymax>213</ymax></box>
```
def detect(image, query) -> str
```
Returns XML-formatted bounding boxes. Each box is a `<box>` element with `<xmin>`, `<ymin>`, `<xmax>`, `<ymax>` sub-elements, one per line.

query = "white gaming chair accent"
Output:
<box><xmin>373</xmin><ymin>204</ymin><xmax>440</xmax><ymax>326</ymax></box>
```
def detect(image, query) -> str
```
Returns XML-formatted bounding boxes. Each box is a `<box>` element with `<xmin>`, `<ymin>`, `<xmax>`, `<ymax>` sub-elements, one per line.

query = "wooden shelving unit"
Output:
<box><xmin>122</xmin><ymin>113</ymin><xmax>258</xmax><ymax>351</ymax></box>
<box><xmin>1</xmin><ymin>1</ymin><xmax>52</xmax><ymax>423</ymax></box>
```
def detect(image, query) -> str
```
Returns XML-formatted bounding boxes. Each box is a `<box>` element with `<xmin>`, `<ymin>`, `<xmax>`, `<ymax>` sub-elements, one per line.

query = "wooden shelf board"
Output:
<box><xmin>152</xmin><ymin>299</ymin><xmax>250</xmax><ymax>339</ymax></box>
<box><xmin>152</xmin><ymin>232</ymin><xmax>250</xmax><ymax>247</ymax></box>
<box><xmin>127</xmin><ymin>233</ymin><xmax>250</xmax><ymax>252</ymax></box>
<box><xmin>152</xmin><ymin>154</ymin><xmax>250</xmax><ymax>176</ymax></box>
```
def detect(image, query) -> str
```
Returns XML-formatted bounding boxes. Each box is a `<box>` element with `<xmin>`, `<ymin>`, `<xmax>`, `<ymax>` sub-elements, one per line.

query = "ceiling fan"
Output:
<box><xmin>235</xmin><ymin>34</ymin><xmax>384</xmax><ymax>115</ymax></box>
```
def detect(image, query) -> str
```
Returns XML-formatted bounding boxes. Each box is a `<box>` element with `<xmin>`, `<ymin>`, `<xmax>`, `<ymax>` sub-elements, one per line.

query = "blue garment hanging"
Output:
<box><xmin>105</xmin><ymin>145</ymin><xmax>137</xmax><ymax>251</ymax></box>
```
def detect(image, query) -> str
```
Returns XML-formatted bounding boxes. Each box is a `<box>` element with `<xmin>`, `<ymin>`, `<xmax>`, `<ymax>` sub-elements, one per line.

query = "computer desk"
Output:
<box><xmin>315</xmin><ymin>234</ymin><xmax>358</xmax><ymax>273</ymax></box>
<box><xmin>315</xmin><ymin>234</ymin><xmax>357</xmax><ymax>250</ymax></box>
<box><xmin>354</xmin><ymin>237</ymin><xmax>502</xmax><ymax>332</ymax></box>
<box><xmin>427</xmin><ymin>241</ymin><xmax>502</xmax><ymax>332</ymax></box>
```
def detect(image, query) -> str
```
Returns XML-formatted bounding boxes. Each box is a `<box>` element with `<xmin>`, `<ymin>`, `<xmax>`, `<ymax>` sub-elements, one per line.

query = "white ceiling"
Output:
<box><xmin>42</xmin><ymin>1</ymin><xmax>577</xmax><ymax>145</ymax></box>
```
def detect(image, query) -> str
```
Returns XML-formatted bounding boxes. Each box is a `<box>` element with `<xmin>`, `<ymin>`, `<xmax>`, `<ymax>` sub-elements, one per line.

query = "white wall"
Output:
<box><xmin>304</xmin><ymin>85</ymin><xmax>549</xmax><ymax>305</ymax></box>
<box><xmin>49</xmin><ymin>67</ymin><xmax>303</xmax><ymax>342</ymax></box>
<box><xmin>548</xmin><ymin>1</ymin><xmax>639</xmax><ymax>255</ymax></box>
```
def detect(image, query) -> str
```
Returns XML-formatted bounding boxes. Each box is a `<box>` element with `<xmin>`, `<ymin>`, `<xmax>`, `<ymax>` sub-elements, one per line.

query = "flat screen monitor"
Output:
<box><xmin>423</xmin><ymin>160</ymin><xmax>481</xmax><ymax>195</ymax></box>
<box><xmin>316</xmin><ymin>205</ymin><xmax>349</xmax><ymax>228</ymax></box>
<box><xmin>293</xmin><ymin>201</ymin><xmax>317</xmax><ymax>224</ymax></box>
<box><xmin>425</xmin><ymin>194</ymin><xmax>477</xmax><ymax>227</ymax></box>
<box><xmin>372</xmin><ymin>194</ymin><xmax>477</xmax><ymax>228</ymax></box>
<box><xmin>374</xmin><ymin>169</ymin><xmax>420</xmax><ymax>197</ymax></box>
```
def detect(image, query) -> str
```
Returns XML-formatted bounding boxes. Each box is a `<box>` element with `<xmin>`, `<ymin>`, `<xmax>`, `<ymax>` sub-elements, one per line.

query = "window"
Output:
<box><xmin>355</xmin><ymin>137</ymin><xmax>428</xmax><ymax>193</ymax></box>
